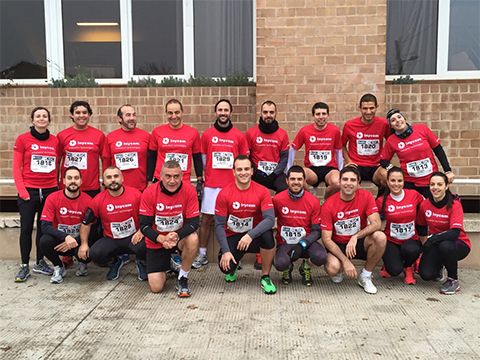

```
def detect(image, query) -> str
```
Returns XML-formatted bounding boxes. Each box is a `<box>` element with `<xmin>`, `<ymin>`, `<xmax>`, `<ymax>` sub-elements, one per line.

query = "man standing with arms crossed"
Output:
<box><xmin>215</xmin><ymin>155</ymin><xmax>276</xmax><ymax>294</ymax></box>
<box><xmin>321</xmin><ymin>166</ymin><xmax>386</xmax><ymax>294</ymax></box>
<box><xmin>194</xmin><ymin>99</ymin><xmax>249</xmax><ymax>268</ymax></box>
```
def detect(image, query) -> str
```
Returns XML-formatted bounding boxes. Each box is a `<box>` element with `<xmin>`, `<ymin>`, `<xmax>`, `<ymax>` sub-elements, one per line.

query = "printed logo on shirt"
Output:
<box><xmin>156</xmin><ymin>203</ymin><xmax>165</xmax><ymax>211</ymax></box>
<box><xmin>232</xmin><ymin>201</ymin><xmax>240</xmax><ymax>210</ymax></box>
<box><xmin>256</xmin><ymin>137</ymin><xmax>263</xmax><ymax>144</ymax></box>
<box><xmin>60</xmin><ymin>207</ymin><xmax>68</xmax><ymax>215</ymax></box>
<box><xmin>107</xmin><ymin>204</ymin><xmax>114</xmax><ymax>211</ymax></box>
<box><xmin>425</xmin><ymin>210</ymin><xmax>432</xmax><ymax>218</ymax></box>
<box><xmin>282</xmin><ymin>206</ymin><xmax>307</xmax><ymax>215</ymax></box>
<box><xmin>356</xmin><ymin>132</ymin><xmax>363</xmax><ymax>139</ymax></box>
<box><xmin>387</xmin><ymin>205</ymin><xmax>395</xmax><ymax>212</ymax></box>
<box><xmin>282</xmin><ymin>207</ymin><xmax>289</xmax><ymax>215</ymax></box>
<box><xmin>212</xmin><ymin>136</ymin><xmax>219</xmax><ymax>144</ymax></box>
<box><xmin>398</xmin><ymin>142</ymin><xmax>405</xmax><ymax>150</ymax></box>
<box><xmin>309</xmin><ymin>136</ymin><xmax>316</xmax><ymax>143</ymax></box>
<box><xmin>337</xmin><ymin>211</ymin><xmax>345</xmax><ymax>219</ymax></box>
<box><xmin>31</xmin><ymin>144</ymin><xmax>39</xmax><ymax>150</ymax></box>
<box><xmin>163</xmin><ymin>138</ymin><xmax>169</xmax><ymax>145</ymax></box>
<box><xmin>116</xmin><ymin>141</ymin><xmax>123</xmax><ymax>147</ymax></box>
<box><xmin>69</xmin><ymin>140</ymin><xmax>76</xmax><ymax>147</ymax></box>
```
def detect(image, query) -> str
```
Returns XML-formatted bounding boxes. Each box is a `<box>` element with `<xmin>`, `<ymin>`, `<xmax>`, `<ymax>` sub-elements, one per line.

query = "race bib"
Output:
<box><xmin>58</xmin><ymin>223</ymin><xmax>81</xmax><ymax>238</ymax></box>
<box><xmin>165</xmin><ymin>153</ymin><xmax>188</xmax><ymax>171</ymax></box>
<box><xmin>115</xmin><ymin>152</ymin><xmax>139</xmax><ymax>170</ymax></box>
<box><xmin>212</xmin><ymin>152</ymin><xmax>234</xmax><ymax>169</ymax></box>
<box><xmin>356</xmin><ymin>139</ymin><xmax>380</xmax><ymax>156</ymax></box>
<box><xmin>390</xmin><ymin>221</ymin><xmax>415</xmax><ymax>240</ymax></box>
<box><xmin>257</xmin><ymin>161</ymin><xmax>277</xmax><ymax>175</ymax></box>
<box><xmin>334</xmin><ymin>216</ymin><xmax>361</xmax><ymax>236</ymax></box>
<box><xmin>280</xmin><ymin>226</ymin><xmax>306</xmax><ymax>244</ymax></box>
<box><xmin>64</xmin><ymin>151</ymin><xmax>87</xmax><ymax>169</ymax></box>
<box><xmin>227</xmin><ymin>215</ymin><xmax>253</xmax><ymax>233</ymax></box>
<box><xmin>406</xmin><ymin>158</ymin><xmax>433</xmax><ymax>178</ymax></box>
<box><xmin>110</xmin><ymin>217</ymin><xmax>136</xmax><ymax>239</ymax></box>
<box><xmin>309</xmin><ymin>150</ymin><xmax>331</xmax><ymax>166</ymax></box>
<box><xmin>31</xmin><ymin>155</ymin><xmax>56</xmax><ymax>173</ymax></box>
<box><xmin>155</xmin><ymin>214</ymin><xmax>183</xmax><ymax>232</ymax></box>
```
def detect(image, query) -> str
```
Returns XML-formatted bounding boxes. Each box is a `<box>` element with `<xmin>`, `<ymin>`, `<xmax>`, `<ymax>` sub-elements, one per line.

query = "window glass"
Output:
<box><xmin>62</xmin><ymin>0</ymin><xmax>122</xmax><ymax>78</ymax></box>
<box><xmin>448</xmin><ymin>0</ymin><xmax>480</xmax><ymax>71</ymax></box>
<box><xmin>194</xmin><ymin>0</ymin><xmax>253</xmax><ymax>77</ymax></box>
<box><xmin>132</xmin><ymin>0</ymin><xmax>183</xmax><ymax>75</ymax></box>
<box><xmin>386</xmin><ymin>0</ymin><xmax>438</xmax><ymax>75</ymax></box>
<box><xmin>0</xmin><ymin>0</ymin><xmax>46</xmax><ymax>79</ymax></box>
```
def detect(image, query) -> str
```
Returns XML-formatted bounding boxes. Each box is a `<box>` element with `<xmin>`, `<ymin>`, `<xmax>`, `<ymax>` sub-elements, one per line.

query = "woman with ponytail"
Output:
<box><xmin>417</xmin><ymin>172</ymin><xmax>471</xmax><ymax>294</ymax></box>
<box><xmin>376</xmin><ymin>167</ymin><xmax>424</xmax><ymax>284</ymax></box>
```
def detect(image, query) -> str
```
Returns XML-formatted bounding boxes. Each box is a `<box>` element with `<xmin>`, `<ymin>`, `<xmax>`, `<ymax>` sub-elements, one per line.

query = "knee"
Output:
<box><xmin>310</xmin><ymin>251</ymin><xmax>327</xmax><ymax>267</ymax></box>
<box><xmin>39</xmin><ymin>235</ymin><xmax>54</xmax><ymax>251</ymax></box>
<box><xmin>274</xmin><ymin>256</ymin><xmax>290</xmax><ymax>271</ymax></box>
<box><xmin>148</xmin><ymin>280</ymin><xmax>165</xmax><ymax>294</ymax></box>
<box><xmin>324</xmin><ymin>255</ymin><xmax>342</xmax><ymax>275</ymax></box>
<box><xmin>183</xmin><ymin>233</ymin><xmax>199</xmax><ymax>252</ymax></box>
<box><xmin>418</xmin><ymin>266</ymin><xmax>437</xmax><ymax>281</ymax></box>
<box><xmin>372</xmin><ymin>231</ymin><xmax>387</xmax><ymax>248</ymax></box>
<box><xmin>438</xmin><ymin>241</ymin><xmax>455</xmax><ymax>254</ymax></box>
<box><xmin>385</xmin><ymin>263</ymin><xmax>403</xmax><ymax>277</ymax></box>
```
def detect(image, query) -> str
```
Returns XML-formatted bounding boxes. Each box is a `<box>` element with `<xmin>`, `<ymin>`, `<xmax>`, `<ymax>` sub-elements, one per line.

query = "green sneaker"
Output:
<box><xmin>282</xmin><ymin>263</ymin><xmax>293</xmax><ymax>285</ymax></box>
<box><xmin>299</xmin><ymin>260</ymin><xmax>312</xmax><ymax>286</ymax></box>
<box><xmin>261</xmin><ymin>275</ymin><xmax>276</xmax><ymax>294</ymax></box>
<box><xmin>225</xmin><ymin>269</ymin><xmax>237</xmax><ymax>282</ymax></box>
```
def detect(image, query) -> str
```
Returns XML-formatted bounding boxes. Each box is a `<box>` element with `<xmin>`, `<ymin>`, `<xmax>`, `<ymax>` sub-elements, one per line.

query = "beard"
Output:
<box><xmin>65</xmin><ymin>183</ymin><xmax>79</xmax><ymax>192</ymax></box>
<box><xmin>106</xmin><ymin>182</ymin><xmax>121</xmax><ymax>191</ymax></box>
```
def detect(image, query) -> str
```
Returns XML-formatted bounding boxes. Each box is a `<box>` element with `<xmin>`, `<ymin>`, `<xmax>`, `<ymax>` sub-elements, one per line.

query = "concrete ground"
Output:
<box><xmin>1</xmin><ymin>259</ymin><xmax>479</xmax><ymax>360</ymax></box>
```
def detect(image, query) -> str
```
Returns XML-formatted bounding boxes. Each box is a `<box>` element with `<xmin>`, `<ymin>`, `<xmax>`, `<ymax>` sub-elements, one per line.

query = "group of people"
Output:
<box><xmin>12</xmin><ymin>94</ymin><xmax>470</xmax><ymax>297</ymax></box>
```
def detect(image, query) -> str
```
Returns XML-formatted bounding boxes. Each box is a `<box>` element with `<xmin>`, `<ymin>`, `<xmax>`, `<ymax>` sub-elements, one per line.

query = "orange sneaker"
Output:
<box><xmin>380</xmin><ymin>265</ymin><xmax>390</xmax><ymax>278</ymax></box>
<box><xmin>412</xmin><ymin>257</ymin><xmax>420</xmax><ymax>274</ymax></box>
<box><xmin>62</xmin><ymin>256</ymin><xmax>74</xmax><ymax>269</ymax></box>
<box><xmin>404</xmin><ymin>265</ymin><xmax>416</xmax><ymax>285</ymax></box>
<box><xmin>254</xmin><ymin>253</ymin><xmax>262</xmax><ymax>270</ymax></box>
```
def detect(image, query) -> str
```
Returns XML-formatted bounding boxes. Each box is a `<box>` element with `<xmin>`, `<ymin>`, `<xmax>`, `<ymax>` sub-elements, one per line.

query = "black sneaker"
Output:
<box><xmin>106</xmin><ymin>256</ymin><xmax>125</xmax><ymax>280</ymax></box>
<box><xmin>176</xmin><ymin>276</ymin><xmax>191</xmax><ymax>297</ymax></box>
<box><xmin>299</xmin><ymin>260</ymin><xmax>312</xmax><ymax>286</ymax></box>
<box><xmin>282</xmin><ymin>263</ymin><xmax>293</xmax><ymax>285</ymax></box>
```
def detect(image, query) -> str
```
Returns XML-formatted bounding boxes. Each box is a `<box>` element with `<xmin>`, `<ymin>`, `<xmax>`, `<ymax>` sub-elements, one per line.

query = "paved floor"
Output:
<box><xmin>1</xmin><ymin>259</ymin><xmax>479</xmax><ymax>360</ymax></box>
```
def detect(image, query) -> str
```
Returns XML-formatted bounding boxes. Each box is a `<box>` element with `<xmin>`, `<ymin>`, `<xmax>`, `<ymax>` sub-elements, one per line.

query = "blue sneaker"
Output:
<box><xmin>33</xmin><ymin>259</ymin><xmax>53</xmax><ymax>275</ymax></box>
<box><xmin>15</xmin><ymin>264</ymin><xmax>30</xmax><ymax>282</ymax></box>
<box><xmin>106</xmin><ymin>256</ymin><xmax>125</xmax><ymax>280</ymax></box>
<box><xmin>120</xmin><ymin>254</ymin><xmax>131</xmax><ymax>265</ymax></box>
<box><xmin>136</xmin><ymin>259</ymin><xmax>147</xmax><ymax>281</ymax></box>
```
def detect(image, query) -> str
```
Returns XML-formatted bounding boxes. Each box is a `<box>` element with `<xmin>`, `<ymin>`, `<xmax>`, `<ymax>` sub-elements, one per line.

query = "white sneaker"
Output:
<box><xmin>192</xmin><ymin>253</ymin><xmax>208</xmax><ymax>269</ymax></box>
<box><xmin>330</xmin><ymin>272</ymin><xmax>344</xmax><ymax>283</ymax></box>
<box><xmin>50</xmin><ymin>265</ymin><xmax>66</xmax><ymax>284</ymax></box>
<box><xmin>358</xmin><ymin>273</ymin><xmax>377</xmax><ymax>294</ymax></box>
<box><xmin>76</xmin><ymin>262</ymin><xmax>88</xmax><ymax>277</ymax></box>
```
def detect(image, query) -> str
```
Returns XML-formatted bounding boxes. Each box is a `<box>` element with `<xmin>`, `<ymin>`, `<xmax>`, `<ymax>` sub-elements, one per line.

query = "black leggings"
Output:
<box><xmin>39</xmin><ymin>235</ymin><xmax>87</xmax><ymax>267</ymax></box>
<box><xmin>18</xmin><ymin>187</ymin><xmax>58</xmax><ymax>264</ymax></box>
<box><xmin>252</xmin><ymin>171</ymin><xmax>288</xmax><ymax>193</ymax></box>
<box><xmin>419</xmin><ymin>241</ymin><xmax>470</xmax><ymax>280</ymax></box>
<box><xmin>274</xmin><ymin>242</ymin><xmax>327</xmax><ymax>271</ymax></box>
<box><xmin>89</xmin><ymin>236</ymin><xmax>147</xmax><ymax>265</ymax></box>
<box><xmin>382</xmin><ymin>240</ymin><xmax>422</xmax><ymax>276</ymax></box>
<box><xmin>404</xmin><ymin>182</ymin><xmax>430</xmax><ymax>199</ymax></box>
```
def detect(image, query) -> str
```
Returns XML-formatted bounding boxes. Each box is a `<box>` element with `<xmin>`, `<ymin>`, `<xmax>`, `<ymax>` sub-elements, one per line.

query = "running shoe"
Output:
<box><xmin>176</xmin><ymin>276</ymin><xmax>191</xmax><ymax>297</ymax></box>
<box><xmin>254</xmin><ymin>253</ymin><xmax>262</xmax><ymax>270</ymax></box>
<box><xmin>192</xmin><ymin>252</ymin><xmax>208</xmax><ymax>269</ymax></box>
<box><xmin>33</xmin><ymin>259</ymin><xmax>53</xmax><ymax>275</ymax></box>
<box><xmin>170</xmin><ymin>254</ymin><xmax>182</xmax><ymax>273</ymax></box>
<box><xmin>120</xmin><ymin>254</ymin><xmax>131</xmax><ymax>265</ymax></box>
<box><xmin>14</xmin><ymin>264</ymin><xmax>30</xmax><ymax>282</ymax></box>
<box><xmin>358</xmin><ymin>273</ymin><xmax>377</xmax><ymax>294</ymax></box>
<box><xmin>225</xmin><ymin>269</ymin><xmax>237</xmax><ymax>282</ymax></box>
<box><xmin>261</xmin><ymin>275</ymin><xmax>276</xmax><ymax>294</ymax></box>
<box><xmin>330</xmin><ymin>272</ymin><xmax>344</xmax><ymax>284</ymax></box>
<box><xmin>440</xmin><ymin>277</ymin><xmax>460</xmax><ymax>295</ymax></box>
<box><xmin>380</xmin><ymin>265</ymin><xmax>390</xmax><ymax>278</ymax></box>
<box><xmin>62</xmin><ymin>256</ymin><xmax>74</xmax><ymax>269</ymax></box>
<box><xmin>434</xmin><ymin>266</ymin><xmax>447</xmax><ymax>282</ymax></box>
<box><xmin>299</xmin><ymin>260</ymin><xmax>312</xmax><ymax>286</ymax></box>
<box><xmin>282</xmin><ymin>263</ymin><xmax>293</xmax><ymax>285</ymax></box>
<box><xmin>50</xmin><ymin>265</ymin><xmax>66</xmax><ymax>284</ymax></box>
<box><xmin>76</xmin><ymin>262</ymin><xmax>88</xmax><ymax>277</ymax></box>
<box><xmin>403</xmin><ymin>265</ymin><xmax>416</xmax><ymax>285</ymax></box>
<box><xmin>106</xmin><ymin>256</ymin><xmax>125</xmax><ymax>280</ymax></box>
<box><xmin>413</xmin><ymin>257</ymin><xmax>420</xmax><ymax>274</ymax></box>
<box><xmin>136</xmin><ymin>259</ymin><xmax>147</xmax><ymax>281</ymax></box>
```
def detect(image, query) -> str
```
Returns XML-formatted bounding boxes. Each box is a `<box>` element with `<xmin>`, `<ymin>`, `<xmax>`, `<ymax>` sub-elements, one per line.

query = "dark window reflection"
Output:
<box><xmin>132</xmin><ymin>0</ymin><xmax>183</xmax><ymax>75</ymax></box>
<box><xmin>0</xmin><ymin>0</ymin><xmax>47</xmax><ymax>79</ymax></box>
<box><xmin>62</xmin><ymin>0</ymin><xmax>122</xmax><ymax>78</ymax></box>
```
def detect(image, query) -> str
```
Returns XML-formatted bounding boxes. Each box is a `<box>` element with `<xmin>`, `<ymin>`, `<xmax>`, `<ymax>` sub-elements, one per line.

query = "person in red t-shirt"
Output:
<box><xmin>79</xmin><ymin>166</ymin><xmax>147</xmax><ymax>281</ymax></box>
<box><xmin>273</xmin><ymin>165</ymin><xmax>326</xmax><ymax>286</ymax></box>
<box><xmin>57</xmin><ymin>101</ymin><xmax>105</xmax><ymax>198</ymax></box>
<box><xmin>13</xmin><ymin>107</ymin><xmax>59</xmax><ymax>282</ymax></box>
<box><xmin>321</xmin><ymin>166</ymin><xmax>386</xmax><ymax>294</ymax></box>
<box><xmin>103</xmin><ymin>105</ymin><xmax>150</xmax><ymax>192</ymax></box>
<box><xmin>380</xmin><ymin>109</ymin><xmax>455</xmax><ymax>198</ymax></box>
<box><xmin>288</xmin><ymin>102</ymin><xmax>342</xmax><ymax>199</ymax></box>
<box><xmin>39</xmin><ymin>166</ymin><xmax>94</xmax><ymax>283</ymax></box>
<box><xmin>342</xmin><ymin>94</ymin><xmax>390</xmax><ymax>193</ymax></box>
<box><xmin>376</xmin><ymin>167</ymin><xmax>424</xmax><ymax>285</ymax></box>
<box><xmin>139</xmin><ymin>160</ymin><xmax>199</xmax><ymax>297</ymax></box>
<box><xmin>417</xmin><ymin>172</ymin><xmax>471</xmax><ymax>295</ymax></box>
<box><xmin>196</xmin><ymin>99</ymin><xmax>249</xmax><ymax>268</ymax></box>
<box><xmin>215</xmin><ymin>155</ymin><xmax>276</xmax><ymax>294</ymax></box>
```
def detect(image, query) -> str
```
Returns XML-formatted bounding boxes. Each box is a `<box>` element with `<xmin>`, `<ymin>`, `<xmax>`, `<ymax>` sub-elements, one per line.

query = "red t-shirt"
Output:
<box><xmin>201</xmin><ymin>126</ymin><xmax>249</xmax><ymax>188</ymax></box>
<box><xmin>41</xmin><ymin>190</ymin><xmax>92</xmax><ymax>237</ymax></box>
<box><xmin>291</xmin><ymin>123</ymin><xmax>342</xmax><ymax>168</ymax></box>
<box><xmin>150</xmin><ymin>124</ymin><xmax>201</xmax><ymax>183</ymax></box>
<box><xmin>57</xmin><ymin>126</ymin><xmax>105</xmax><ymax>191</ymax></box>
<box><xmin>13</xmin><ymin>132</ymin><xmax>59</xmax><ymax>191</ymax></box>
<box><xmin>139</xmin><ymin>182</ymin><xmax>200</xmax><ymax>249</ymax></box>
<box><xmin>246</xmin><ymin>125</ymin><xmax>290</xmax><ymax>172</ymax></box>
<box><xmin>375</xmin><ymin>189</ymin><xmax>424</xmax><ymax>245</ymax></box>
<box><xmin>381</xmin><ymin>124</ymin><xmax>440</xmax><ymax>186</ymax></box>
<box><xmin>88</xmin><ymin>186</ymin><xmax>141</xmax><ymax>239</ymax></box>
<box><xmin>215</xmin><ymin>181</ymin><xmax>273</xmax><ymax>238</ymax></box>
<box><xmin>273</xmin><ymin>190</ymin><xmax>321</xmax><ymax>245</ymax></box>
<box><xmin>417</xmin><ymin>198</ymin><xmax>471</xmax><ymax>248</ymax></box>
<box><xmin>320</xmin><ymin>189</ymin><xmax>378</xmax><ymax>244</ymax></box>
<box><xmin>103</xmin><ymin>127</ymin><xmax>150</xmax><ymax>192</ymax></box>
<box><xmin>341</xmin><ymin>116</ymin><xmax>390</xmax><ymax>167</ymax></box>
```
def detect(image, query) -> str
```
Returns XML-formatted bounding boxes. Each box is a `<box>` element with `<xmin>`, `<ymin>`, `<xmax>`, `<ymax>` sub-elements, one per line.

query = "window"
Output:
<box><xmin>386</xmin><ymin>0</ymin><xmax>480</xmax><ymax>80</ymax></box>
<box><xmin>0</xmin><ymin>0</ymin><xmax>46</xmax><ymax>79</ymax></box>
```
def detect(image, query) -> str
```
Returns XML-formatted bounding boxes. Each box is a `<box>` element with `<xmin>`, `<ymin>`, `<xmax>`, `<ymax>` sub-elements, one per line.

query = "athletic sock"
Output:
<box><xmin>199</xmin><ymin>247</ymin><xmax>207</xmax><ymax>256</ymax></box>
<box><xmin>179</xmin><ymin>269</ymin><xmax>189</xmax><ymax>279</ymax></box>
<box><xmin>361</xmin><ymin>268</ymin><xmax>372</xmax><ymax>277</ymax></box>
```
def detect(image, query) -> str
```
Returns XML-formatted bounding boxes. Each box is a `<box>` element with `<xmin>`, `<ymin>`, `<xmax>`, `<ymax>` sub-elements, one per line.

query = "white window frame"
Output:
<box><xmin>386</xmin><ymin>0</ymin><xmax>480</xmax><ymax>81</ymax></box>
